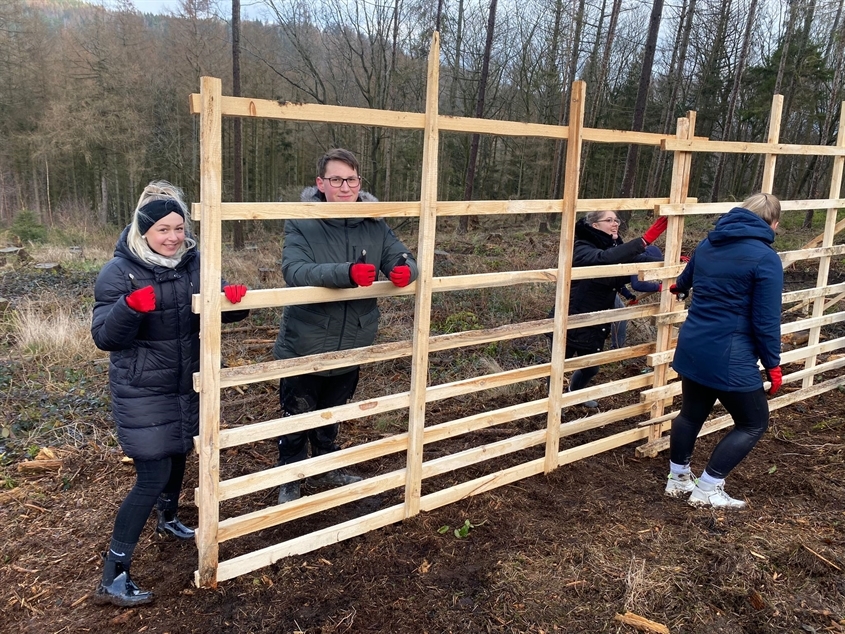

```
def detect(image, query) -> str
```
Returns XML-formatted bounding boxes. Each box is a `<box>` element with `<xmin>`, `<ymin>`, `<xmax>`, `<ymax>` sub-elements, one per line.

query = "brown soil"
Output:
<box><xmin>2</xmin><ymin>229</ymin><xmax>844</xmax><ymax>634</ymax></box>
<box><xmin>2</xmin><ymin>379</ymin><xmax>844</xmax><ymax>634</ymax></box>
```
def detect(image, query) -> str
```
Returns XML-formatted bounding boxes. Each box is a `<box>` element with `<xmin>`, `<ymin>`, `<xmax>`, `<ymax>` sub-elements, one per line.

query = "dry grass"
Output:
<box><xmin>8</xmin><ymin>295</ymin><xmax>102</xmax><ymax>363</ymax></box>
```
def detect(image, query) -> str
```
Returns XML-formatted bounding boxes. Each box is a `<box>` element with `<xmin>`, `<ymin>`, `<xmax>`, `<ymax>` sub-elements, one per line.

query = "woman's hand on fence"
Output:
<box><xmin>642</xmin><ymin>216</ymin><xmax>668</xmax><ymax>245</ymax></box>
<box><xmin>669</xmin><ymin>284</ymin><xmax>688</xmax><ymax>301</ymax></box>
<box><xmin>224</xmin><ymin>285</ymin><xmax>247</xmax><ymax>304</ymax></box>
<box><xmin>126</xmin><ymin>285</ymin><xmax>156</xmax><ymax>312</ymax></box>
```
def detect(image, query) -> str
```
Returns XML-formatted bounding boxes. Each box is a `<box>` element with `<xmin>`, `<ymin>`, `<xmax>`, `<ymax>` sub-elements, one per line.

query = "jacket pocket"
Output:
<box><xmin>354</xmin><ymin>308</ymin><xmax>380</xmax><ymax>348</ymax></box>
<box><xmin>129</xmin><ymin>346</ymin><xmax>148</xmax><ymax>386</ymax></box>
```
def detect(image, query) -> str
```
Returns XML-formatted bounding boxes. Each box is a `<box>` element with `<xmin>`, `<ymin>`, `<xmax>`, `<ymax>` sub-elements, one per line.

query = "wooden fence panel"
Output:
<box><xmin>190</xmin><ymin>45</ymin><xmax>845</xmax><ymax>586</ymax></box>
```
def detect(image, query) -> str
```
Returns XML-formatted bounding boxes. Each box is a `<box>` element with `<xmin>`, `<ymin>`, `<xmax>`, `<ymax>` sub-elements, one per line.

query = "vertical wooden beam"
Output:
<box><xmin>645</xmin><ymin>113</ymin><xmax>694</xmax><ymax>448</ymax></box>
<box><xmin>404</xmin><ymin>32</ymin><xmax>440</xmax><ymax>518</ymax></box>
<box><xmin>195</xmin><ymin>76</ymin><xmax>223</xmax><ymax>589</ymax></box>
<box><xmin>760</xmin><ymin>95</ymin><xmax>783</xmax><ymax>194</ymax></box>
<box><xmin>803</xmin><ymin>102</ymin><xmax>845</xmax><ymax>388</ymax></box>
<box><xmin>545</xmin><ymin>80</ymin><xmax>585</xmax><ymax>473</ymax></box>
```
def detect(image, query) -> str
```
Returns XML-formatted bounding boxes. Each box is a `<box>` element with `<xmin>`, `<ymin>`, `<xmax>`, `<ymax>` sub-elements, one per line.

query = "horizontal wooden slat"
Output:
<box><xmin>663</xmin><ymin>138</ymin><xmax>845</xmax><ymax>156</ymax></box>
<box><xmin>658</xmin><ymin>198</ymin><xmax>845</xmax><ymax>215</ymax></box>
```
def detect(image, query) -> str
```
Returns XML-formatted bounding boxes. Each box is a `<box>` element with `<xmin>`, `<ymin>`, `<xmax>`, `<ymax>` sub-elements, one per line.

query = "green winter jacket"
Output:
<box><xmin>273</xmin><ymin>187</ymin><xmax>418</xmax><ymax>375</ymax></box>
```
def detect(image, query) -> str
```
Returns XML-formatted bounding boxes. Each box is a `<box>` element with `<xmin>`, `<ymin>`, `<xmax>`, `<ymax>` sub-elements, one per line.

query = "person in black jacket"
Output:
<box><xmin>664</xmin><ymin>193</ymin><xmax>783</xmax><ymax>509</ymax></box>
<box><xmin>91</xmin><ymin>181</ymin><xmax>248</xmax><ymax>607</ymax></box>
<box><xmin>273</xmin><ymin>148</ymin><xmax>418</xmax><ymax>504</ymax></box>
<box><xmin>560</xmin><ymin>210</ymin><xmax>668</xmax><ymax>407</ymax></box>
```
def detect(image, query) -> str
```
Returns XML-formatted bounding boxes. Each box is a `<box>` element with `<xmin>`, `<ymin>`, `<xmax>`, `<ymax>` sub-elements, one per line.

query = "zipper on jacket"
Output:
<box><xmin>339</xmin><ymin>220</ymin><xmax>351</xmax><ymax>351</ymax></box>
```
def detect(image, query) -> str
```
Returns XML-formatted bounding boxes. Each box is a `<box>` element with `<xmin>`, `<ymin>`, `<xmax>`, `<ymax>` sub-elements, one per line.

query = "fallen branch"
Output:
<box><xmin>17</xmin><ymin>459</ymin><xmax>63</xmax><ymax>474</ymax></box>
<box><xmin>613</xmin><ymin>612</ymin><xmax>670</xmax><ymax>634</ymax></box>
<box><xmin>802</xmin><ymin>543</ymin><xmax>843</xmax><ymax>571</ymax></box>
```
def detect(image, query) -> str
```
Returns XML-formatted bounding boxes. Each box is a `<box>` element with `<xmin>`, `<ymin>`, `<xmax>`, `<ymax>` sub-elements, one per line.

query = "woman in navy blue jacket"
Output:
<box><xmin>91</xmin><ymin>181</ymin><xmax>248</xmax><ymax>606</ymax></box>
<box><xmin>664</xmin><ymin>193</ymin><xmax>783</xmax><ymax>509</ymax></box>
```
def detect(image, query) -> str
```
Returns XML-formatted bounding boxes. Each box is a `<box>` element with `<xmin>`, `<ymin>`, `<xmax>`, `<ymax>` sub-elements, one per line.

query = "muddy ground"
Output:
<box><xmin>1</xmin><ymin>237</ymin><xmax>845</xmax><ymax>634</ymax></box>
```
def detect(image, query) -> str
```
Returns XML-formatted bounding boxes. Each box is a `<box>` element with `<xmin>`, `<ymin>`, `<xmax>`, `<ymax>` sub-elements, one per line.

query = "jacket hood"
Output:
<box><xmin>300</xmin><ymin>186</ymin><xmax>379</xmax><ymax>228</ymax></box>
<box><xmin>575</xmin><ymin>217</ymin><xmax>624</xmax><ymax>249</ymax></box>
<box><xmin>114</xmin><ymin>225</ymin><xmax>197</xmax><ymax>272</ymax></box>
<box><xmin>708</xmin><ymin>207</ymin><xmax>775</xmax><ymax>246</ymax></box>
<box><xmin>300</xmin><ymin>185</ymin><xmax>378</xmax><ymax>203</ymax></box>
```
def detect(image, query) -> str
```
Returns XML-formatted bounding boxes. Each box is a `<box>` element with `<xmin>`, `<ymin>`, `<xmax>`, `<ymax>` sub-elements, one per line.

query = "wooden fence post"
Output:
<box><xmin>804</xmin><ymin>103</ymin><xmax>845</xmax><ymax>387</ymax></box>
<box><xmin>196</xmin><ymin>75</ymin><xmax>223</xmax><ymax>589</ymax></box>
<box><xmin>404</xmin><ymin>32</ymin><xmax>440</xmax><ymax>519</ymax></box>
<box><xmin>545</xmin><ymin>80</ymin><xmax>585</xmax><ymax>473</ymax></box>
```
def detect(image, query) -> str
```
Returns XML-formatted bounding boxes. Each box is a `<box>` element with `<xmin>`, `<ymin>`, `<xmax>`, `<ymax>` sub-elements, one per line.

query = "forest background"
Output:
<box><xmin>0</xmin><ymin>0</ymin><xmax>843</xmax><ymax>234</ymax></box>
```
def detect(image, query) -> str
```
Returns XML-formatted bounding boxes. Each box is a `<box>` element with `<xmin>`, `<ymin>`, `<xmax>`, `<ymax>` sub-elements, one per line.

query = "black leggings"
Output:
<box><xmin>111</xmin><ymin>453</ymin><xmax>188</xmax><ymax>547</ymax></box>
<box><xmin>670</xmin><ymin>377</ymin><xmax>769</xmax><ymax>479</ymax></box>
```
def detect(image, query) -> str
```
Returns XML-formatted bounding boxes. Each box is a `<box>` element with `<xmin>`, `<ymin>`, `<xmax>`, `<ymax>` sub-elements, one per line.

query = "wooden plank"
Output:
<box><xmin>582</xmin><ymin>127</ymin><xmax>676</xmax><ymax>146</ymax></box>
<box><xmin>189</xmin><ymin>92</ymin><xmax>426</xmax><ymax>129</ymax></box>
<box><xmin>438</xmin><ymin>114</ymin><xmax>568</xmax><ymax>138</ymax></box>
<box><xmin>191</xmin><ymin>200</ymin><xmax>420</xmax><ymax>221</ymax></box>
<box><xmin>779</xmin><ymin>243</ymin><xmax>845</xmax><ymax>267</ymax></box>
<box><xmin>657</xmin><ymin>198</ymin><xmax>845</xmax><ymax>216</ymax></box>
<box><xmin>804</xmin><ymin>104</ymin><xmax>845</xmax><ymax>388</ymax></box>
<box><xmin>546</xmin><ymin>80</ymin><xmax>586</xmax><ymax>474</ymax></box>
<box><xmin>195</xmin><ymin>76</ymin><xmax>223</xmax><ymax>589</ymax></box>
<box><xmin>780</xmin><ymin>336</ymin><xmax>845</xmax><ymax>365</ymax></box>
<box><xmin>214</xmin><ymin>505</ymin><xmax>407</xmax><ymax>583</ymax></box>
<box><xmin>781</xmin><ymin>310</ymin><xmax>845</xmax><ymax>335</ymax></box>
<box><xmin>202</xmin><ymin>296</ymin><xmax>658</xmax><ymax>391</ymax></box>
<box><xmin>649</xmin><ymin>113</ymin><xmax>693</xmax><ymax>441</ymax></box>
<box><xmin>662</xmin><ymin>138</ymin><xmax>845</xmax><ymax>156</ymax></box>
<box><xmin>404</xmin><ymin>32</ymin><xmax>441</xmax><ymax>520</ymax></box>
<box><xmin>761</xmin><ymin>95</ymin><xmax>783</xmax><ymax>193</ymax></box>
<box><xmin>783</xmin><ymin>282</ymin><xmax>845</xmax><ymax>304</ymax></box>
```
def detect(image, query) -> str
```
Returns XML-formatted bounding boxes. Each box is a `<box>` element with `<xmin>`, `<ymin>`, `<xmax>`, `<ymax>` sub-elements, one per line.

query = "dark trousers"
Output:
<box><xmin>110</xmin><ymin>453</ymin><xmax>187</xmax><ymax>554</ymax></box>
<box><xmin>670</xmin><ymin>376</ymin><xmax>769</xmax><ymax>479</ymax></box>
<box><xmin>566</xmin><ymin>345</ymin><xmax>600</xmax><ymax>391</ymax></box>
<box><xmin>277</xmin><ymin>369</ymin><xmax>360</xmax><ymax>465</ymax></box>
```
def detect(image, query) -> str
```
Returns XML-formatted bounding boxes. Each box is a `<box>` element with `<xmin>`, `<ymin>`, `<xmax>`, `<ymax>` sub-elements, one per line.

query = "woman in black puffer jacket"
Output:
<box><xmin>559</xmin><ymin>210</ymin><xmax>667</xmax><ymax>407</ymax></box>
<box><xmin>91</xmin><ymin>181</ymin><xmax>248</xmax><ymax>607</ymax></box>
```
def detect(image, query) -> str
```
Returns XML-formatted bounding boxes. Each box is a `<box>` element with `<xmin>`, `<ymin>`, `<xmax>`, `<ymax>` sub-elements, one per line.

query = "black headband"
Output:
<box><xmin>137</xmin><ymin>199</ymin><xmax>185</xmax><ymax>235</ymax></box>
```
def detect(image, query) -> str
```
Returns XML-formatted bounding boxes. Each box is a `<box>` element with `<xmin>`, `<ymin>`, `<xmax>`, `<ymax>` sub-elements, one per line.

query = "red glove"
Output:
<box><xmin>350</xmin><ymin>262</ymin><xmax>376</xmax><ymax>286</ymax></box>
<box><xmin>766</xmin><ymin>366</ymin><xmax>782</xmax><ymax>396</ymax></box>
<box><xmin>627</xmin><ymin>297</ymin><xmax>639</xmax><ymax>306</ymax></box>
<box><xmin>126</xmin><ymin>285</ymin><xmax>156</xmax><ymax>313</ymax></box>
<box><xmin>389</xmin><ymin>265</ymin><xmax>412</xmax><ymax>287</ymax></box>
<box><xmin>680</xmin><ymin>255</ymin><xmax>690</xmax><ymax>263</ymax></box>
<box><xmin>669</xmin><ymin>284</ymin><xmax>688</xmax><ymax>301</ymax></box>
<box><xmin>224</xmin><ymin>284</ymin><xmax>247</xmax><ymax>304</ymax></box>
<box><xmin>642</xmin><ymin>216</ymin><xmax>668</xmax><ymax>245</ymax></box>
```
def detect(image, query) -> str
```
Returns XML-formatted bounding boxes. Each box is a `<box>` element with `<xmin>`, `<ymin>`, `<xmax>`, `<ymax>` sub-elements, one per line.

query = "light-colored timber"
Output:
<box><xmin>191</xmin><ymin>50</ymin><xmax>845</xmax><ymax>585</ymax></box>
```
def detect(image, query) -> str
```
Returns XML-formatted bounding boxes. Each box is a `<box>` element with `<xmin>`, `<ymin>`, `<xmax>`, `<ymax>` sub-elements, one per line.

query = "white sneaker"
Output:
<box><xmin>664</xmin><ymin>472</ymin><xmax>697</xmax><ymax>498</ymax></box>
<box><xmin>688</xmin><ymin>482</ymin><xmax>746</xmax><ymax>509</ymax></box>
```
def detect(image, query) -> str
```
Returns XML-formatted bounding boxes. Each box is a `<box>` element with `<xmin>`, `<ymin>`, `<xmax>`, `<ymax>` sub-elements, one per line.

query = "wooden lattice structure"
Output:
<box><xmin>189</xmin><ymin>33</ymin><xmax>845</xmax><ymax>587</ymax></box>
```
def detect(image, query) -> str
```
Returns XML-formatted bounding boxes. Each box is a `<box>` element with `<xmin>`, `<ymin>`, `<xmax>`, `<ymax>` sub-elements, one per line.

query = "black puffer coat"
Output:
<box><xmin>92</xmin><ymin>227</ymin><xmax>247</xmax><ymax>461</ymax></box>
<box><xmin>565</xmin><ymin>219</ymin><xmax>646</xmax><ymax>353</ymax></box>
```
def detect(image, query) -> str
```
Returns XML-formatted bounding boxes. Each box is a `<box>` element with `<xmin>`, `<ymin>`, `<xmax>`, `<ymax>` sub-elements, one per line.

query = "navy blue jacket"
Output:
<box><xmin>671</xmin><ymin>207</ymin><xmax>782</xmax><ymax>391</ymax></box>
<box><xmin>92</xmin><ymin>227</ymin><xmax>247</xmax><ymax>460</ymax></box>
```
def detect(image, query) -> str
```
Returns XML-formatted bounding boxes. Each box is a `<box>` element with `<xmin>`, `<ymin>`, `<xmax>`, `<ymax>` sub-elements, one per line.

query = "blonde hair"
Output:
<box><xmin>741</xmin><ymin>192</ymin><xmax>780</xmax><ymax>226</ymax></box>
<box><xmin>126</xmin><ymin>180</ymin><xmax>195</xmax><ymax>260</ymax></box>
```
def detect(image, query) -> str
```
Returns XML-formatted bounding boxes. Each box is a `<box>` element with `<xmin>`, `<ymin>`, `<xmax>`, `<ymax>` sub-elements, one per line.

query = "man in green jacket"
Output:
<box><xmin>273</xmin><ymin>148</ymin><xmax>419</xmax><ymax>503</ymax></box>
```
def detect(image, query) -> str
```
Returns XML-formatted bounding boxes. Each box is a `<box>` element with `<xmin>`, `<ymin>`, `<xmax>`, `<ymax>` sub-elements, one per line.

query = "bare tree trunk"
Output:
<box><xmin>618</xmin><ymin>0</ymin><xmax>664</xmax><ymax>226</ymax></box>
<box><xmin>711</xmin><ymin>0</ymin><xmax>758</xmax><ymax>201</ymax></box>
<box><xmin>459</xmin><ymin>0</ymin><xmax>497</xmax><ymax>234</ymax></box>
<box><xmin>646</xmin><ymin>0</ymin><xmax>695</xmax><ymax>196</ymax></box>
<box><xmin>232</xmin><ymin>0</ymin><xmax>244</xmax><ymax>249</ymax></box>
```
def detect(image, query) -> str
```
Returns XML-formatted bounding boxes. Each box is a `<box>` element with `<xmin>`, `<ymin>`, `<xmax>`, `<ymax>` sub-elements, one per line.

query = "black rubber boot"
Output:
<box><xmin>156</xmin><ymin>510</ymin><xmax>195</xmax><ymax>540</ymax></box>
<box><xmin>94</xmin><ymin>558</ymin><xmax>154</xmax><ymax>607</ymax></box>
<box><xmin>156</xmin><ymin>494</ymin><xmax>195</xmax><ymax>540</ymax></box>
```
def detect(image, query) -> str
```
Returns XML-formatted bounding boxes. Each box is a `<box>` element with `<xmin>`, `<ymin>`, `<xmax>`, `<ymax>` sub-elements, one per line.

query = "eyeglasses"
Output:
<box><xmin>596</xmin><ymin>217</ymin><xmax>620</xmax><ymax>224</ymax></box>
<box><xmin>322</xmin><ymin>176</ymin><xmax>361</xmax><ymax>188</ymax></box>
